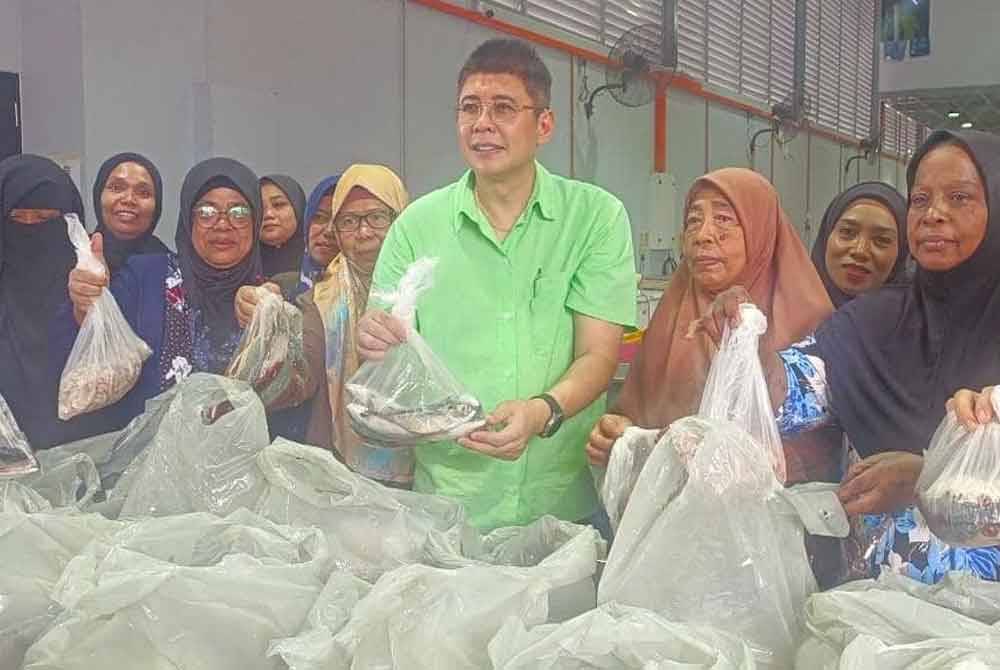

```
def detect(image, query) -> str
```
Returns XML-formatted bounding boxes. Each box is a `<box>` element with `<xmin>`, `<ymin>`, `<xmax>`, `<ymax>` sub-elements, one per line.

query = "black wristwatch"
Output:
<box><xmin>533</xmin><ymin>393</ymin><xmax>564</xmax><ymax>438</ymax></box>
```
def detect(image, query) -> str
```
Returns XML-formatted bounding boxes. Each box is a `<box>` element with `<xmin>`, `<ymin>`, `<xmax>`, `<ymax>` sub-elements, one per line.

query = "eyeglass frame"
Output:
<box><xmin>191</xmin><ymin>202</ymin><xmax>255</xmax><ymax>230</ymax></box>
<box><xmin>319</xmin><ymin>208</ymin><xmax>397</xmax><ymax>234</ymax></box>
<box><xmin>455</xmin><ymin>98</ymin><xmax>549</xmax><ymax>125</ymax></box>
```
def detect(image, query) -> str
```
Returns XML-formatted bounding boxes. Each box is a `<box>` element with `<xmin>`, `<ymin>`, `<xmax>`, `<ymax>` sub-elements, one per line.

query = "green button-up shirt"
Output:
<box><xmin>371</xmin><ymin>162</ymin><xmax>636</xmax><ymax>530</ymax></box>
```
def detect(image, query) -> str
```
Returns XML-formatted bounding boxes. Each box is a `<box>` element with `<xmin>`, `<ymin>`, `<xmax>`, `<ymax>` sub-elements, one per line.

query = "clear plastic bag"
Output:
<box><xmin>0</xmin><ymin>511</ymin><xmax>122</xmax><ymax>669</ymax></box>
<box><xmin>109</xmin><ymin>373</ymin><xmax>270</xmax><ymax>518</ymax></box>
<box><xmin>489</xmin><ymin>602</ymin><xmax>757</xmax><ymax>670</ymax></box>
<box><xmin>226</xmin><ymin>287</ymin><xmax>310</xmax><ymax>411</ymax></box>
<box><xmin>917</xmin><ymin>387</ymin><xmax>1000</xmax><ymax>547</ymax></box>
<box><xmin>601</xmin><ymin>426</ymin><xmax>659</xmax><ymax>534</ymax></box>
<box><xmin>253</xmin><ymin>439</ymin><xmax>474</xmax><ymax>582</ymax></box>
<box><xmin>23</xmin><ymin>510</ymin><xmax>327</xmax><ymax>670</ymax></box>
<box><xmin>598</xmin><ymin>305</ymin><xmax>843</xmax><ymax>668</ymax></box>
<box><xmin>345</xmin><ymin>258</ymin><xmax>485</xmax><ymax>446</ymax></box>
<box><xmin>58</xmin><ymin>214</ymin><xmax>152</xmax><ymax>420</ymax></box>
<box><xmin>794</xmin><ymin>570</ymin><xmax>1000</xmax><ymax>669</ymax></box>
<box><xmin>318</xmin><ymin>524</ymin><xmax>602</xmax><ymax>670</ymax></box>
<box><xmin>0</xmin><ymin>390</ymin><xmax>38</xmax><ymax>477</ymax></box>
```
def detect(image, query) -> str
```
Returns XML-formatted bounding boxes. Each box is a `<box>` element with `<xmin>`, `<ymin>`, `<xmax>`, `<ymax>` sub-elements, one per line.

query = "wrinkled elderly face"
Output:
<box><xmin>260</xmin><ymin>181</ymin><xmax>298</xmax><ymax>247</ymax></box>
<box><xmin>682</xmin><ymin>185</ymin><xmax>747</xmax><ymax>294</ymax></box>
<box><xmin>191</xmin><ymin>187</ymin><xmax>255</xmax><ymax>270</ymax></box>
<box><xmin>824</xmin><ymin>199</ymin><xmax>900</xmax><ymax>296</ymax></box>
<box><xmin>907</xmin><ymin>144</ymin><xmax>988</xmax><ymax>272</ymax></box>
<box><xmin>100</xmin><ymin>162</ymin><xmax>157</xmax><ymax>240</ymax></box>
<box><xmin>333</xmin><ymin>195</ymin><xmax>395</xmax><ymax>267</ymax></box>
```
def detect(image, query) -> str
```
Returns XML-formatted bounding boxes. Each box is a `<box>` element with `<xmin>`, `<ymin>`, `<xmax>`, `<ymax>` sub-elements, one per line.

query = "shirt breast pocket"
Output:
<box><xmin>529</xmin><ymin>271</ymin><xmax>572</xmax><ymax>360</ymax></box>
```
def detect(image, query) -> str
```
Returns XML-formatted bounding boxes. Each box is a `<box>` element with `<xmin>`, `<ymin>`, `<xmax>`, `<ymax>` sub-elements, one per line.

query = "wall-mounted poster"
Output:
<box><xmin>882</xmin><ymin>0</ymin><xmax>931</xmax><ymax>61</ymax></box>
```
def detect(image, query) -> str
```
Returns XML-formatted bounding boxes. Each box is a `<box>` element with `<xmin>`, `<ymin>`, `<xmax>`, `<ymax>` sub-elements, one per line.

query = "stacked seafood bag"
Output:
<box><xmin>346</xmin><ymin>258</ymin><xmax>486</xmax><ymax>446</ymax></box>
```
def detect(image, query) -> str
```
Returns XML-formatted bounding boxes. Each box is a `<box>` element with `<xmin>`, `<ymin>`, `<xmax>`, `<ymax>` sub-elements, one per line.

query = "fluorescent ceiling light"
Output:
<box><xmin>947</xmin><ymin>112</ymin><xmax>960</xmax><ymax>118</ymax></box>
<box><xmin>961</xmin><ymin>122</ymin><xmax>973</xmax><ymax>128</ymax></box>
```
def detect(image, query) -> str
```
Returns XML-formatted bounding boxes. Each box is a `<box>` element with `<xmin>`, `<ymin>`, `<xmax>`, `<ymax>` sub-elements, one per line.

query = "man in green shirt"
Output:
<box><xmin>359</xmin><ymin>38</ymin><xmax>636</xmax><ymax>530</ymax></box>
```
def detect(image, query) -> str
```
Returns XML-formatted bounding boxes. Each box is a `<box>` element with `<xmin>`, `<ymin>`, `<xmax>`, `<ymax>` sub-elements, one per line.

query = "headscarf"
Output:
<box><xmin>259</xmin><ymin>174</ymin><xmax>306</xmax><ymax>278</ymax></box>
<box><xmin>175</xmin><ymin>157</ymin><xmax>263</xmax><ymax>342</ymax></box>
<box><xmin>92</xmin><ymin>152</ymin><xmax>168</xmax><ymax>273</ymax></box>
<box><xmin>816</xmin><ymin>130</ymin><xmax>1000</xmax><ymax>458</ymax></box>
<box><xmin>616</xmin><ymin>167</ymin><xmax>834</xmax><ymax>429</ymax></box>
<box><xmin>811</xmin><ymin>181</ymin><xmax>909</xmax><ymax>308</ymax></box>
<box><xmin>297</xmin><ymin>175</ymin><xmax>341</xmax><ymax>296</ymax></box>
<box><xmin>312</xmin><ymin>164</ymin><xmax>410</xmax><ymax>481</ymax></box>
<box><xmin>0</xmin><ymin>154</ymin><xmax>84</xmax><ymax>447</ymax></box>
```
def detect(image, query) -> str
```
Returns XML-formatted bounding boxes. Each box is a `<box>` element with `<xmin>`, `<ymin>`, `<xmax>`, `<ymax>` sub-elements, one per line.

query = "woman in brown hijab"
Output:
<box><xmin>588</xmin><ymin>168</ymin><xmax>835</xmax><ymax>484</ymax></box>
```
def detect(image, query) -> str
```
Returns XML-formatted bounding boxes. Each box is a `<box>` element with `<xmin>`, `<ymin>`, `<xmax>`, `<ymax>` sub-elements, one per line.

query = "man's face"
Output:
<box><xmin>456</xmin><ymin>73</ymin><xmax>554</xmax><ymax>181</ymax></box>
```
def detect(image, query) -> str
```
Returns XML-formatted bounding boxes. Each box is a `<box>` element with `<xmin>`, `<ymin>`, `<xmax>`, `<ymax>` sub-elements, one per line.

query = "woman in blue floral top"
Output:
<box><xmin>56</xmin><ymin>157</ymin><xmax>317</xmax><ymax>439</ymax></box>
<box><xmin>697</xmin><ymin>129</ymin><xmax>1000</xmax><ymax>585</ymax></box>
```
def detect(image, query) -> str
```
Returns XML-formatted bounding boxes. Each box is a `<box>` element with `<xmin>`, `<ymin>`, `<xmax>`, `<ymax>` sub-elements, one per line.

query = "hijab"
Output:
<box><xmin>259</xmin><ymin>174</ymin><xmax>306</xmax><ymax>278</ymax></box>
<box><xmin>816</xmin><ymin>130</ymin><xmax>1000</xmax><ymax>458</ymax></box>
<box><xmin>811</xmin><ymin>181</ymin><xmax>909</xmax><ymax>308</ymax></box>
<box><xmin>0</xmin><ymin>154</ymin><xmax>84</xmax><ymax>447</ymax></box>
<box><xmin>175</xmin><ymin>157</ymin><xmax>263</xmax><ymax>342</ymax></box>
<box><xmin>297</xmin><ymin>175</ymin><xmax>340</xmax><ymax>296</ymax></box>
<box><xmin>616</xmin><ymin>167</ymin><xmax>834</xmax><ymax>429</ymax></box>
<box><xmin>92</xmin><ymin>152</ymin><xmax>168</xmax><ymax>273</ymax></box>
<box><xmin>312</xmin><ymin>164</ymin><xmax>409</xmax><ymax>476</ymax></box>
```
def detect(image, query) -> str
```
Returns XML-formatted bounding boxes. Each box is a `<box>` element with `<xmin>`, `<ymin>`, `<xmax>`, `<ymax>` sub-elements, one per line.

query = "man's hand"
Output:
<box><xmin>586</xmin><ymin>413</ymin><xmax>633</xmax><ymax>467</ymax></box>
<box><xmin>68</xmin><ymin>232</ymin><xmax>109</xmax><ymax>324</ymax></box>
<box><xmin>837</xmin><ymin>451</ymin><xmax>924</xmax><ymax>516</ymax></box>
<box><xmin>457</xmin><ymin>398</ymin><xmax>551</xmax><ymax>461</ymax></box>
<box><xmin>947</xmin><ymin>386</ymin><xmax>997</xmax><ymax>431</ymax></box>
<box><xmin>358</xmin><ymin>309</ymin><xmax>408</xmax><ymax>361</ymax></box>
<box><xmin>234</xmin><ymin>282</ymin><xmax>282</xmax><ymax>328</ymax></box>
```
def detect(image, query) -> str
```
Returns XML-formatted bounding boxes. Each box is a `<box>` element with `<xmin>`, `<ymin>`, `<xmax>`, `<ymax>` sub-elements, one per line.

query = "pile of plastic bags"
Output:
<box><xmin>0</xmin><ymin>373</ymin><xmax>610</xmax><ymax>669</ymax></box>
<box><xmin>795</xmin><ymin>570</ymin><xmax>1000</xmax><ymax>668</ymax></box>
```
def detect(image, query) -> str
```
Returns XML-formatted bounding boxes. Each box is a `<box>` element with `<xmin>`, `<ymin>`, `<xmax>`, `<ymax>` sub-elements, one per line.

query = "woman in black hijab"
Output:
<box><xmin>811</xmin><ymin>181</ymin><xmax>909</xmax><ymax>307</ymax></box>
<box><xmin>700</xmin><ymin>129</ymin><xmax>1000</xmax><ymax>583</ymax></box>
<box><xmin>259</xmin><ymin>174</ymin><xmax>306</xmax><ymax>277</ymax></box>
<box><xmin>57</xmin><ymin>157</ymin><xmax>269</xmax><ymax>433</ymax></box>
<box><xmin>92</xmin><ymin>152</ymin><xmax>169</xmax><ymax>273</ymax></box>
<box><xmin>0</xmin><ymin>154</ymin><xmax>83</xmax><ymax>448</ymax></box>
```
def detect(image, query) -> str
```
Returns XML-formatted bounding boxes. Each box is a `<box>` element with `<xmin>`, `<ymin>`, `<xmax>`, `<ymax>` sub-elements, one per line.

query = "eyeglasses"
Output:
<box><xmin>456</xmin><ymin>100</ymin><xmax>546</xmax><ymax>125</ymax></box>
<box><xmin>332</xmin><ymin>209</ymin><xmax>395</xmax><ymax>232</ymax></box>
<box><xmin>193</xmin><ymin>203</ymin><xmax>253</xmax><ymax>229</ymax></box>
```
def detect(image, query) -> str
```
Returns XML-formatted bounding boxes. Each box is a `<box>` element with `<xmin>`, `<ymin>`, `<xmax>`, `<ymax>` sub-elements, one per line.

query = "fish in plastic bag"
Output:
<box><xmin>226</xmin><ymin>286</ymin><xmax>310</xmax><ymax>411</ymax></box>
<box><xmin>58</xmin><ymin>214</ymin><xmax>151</xmax><ymax>420</ymax></box>
<box><xmin>346</xmin><ymin>258</ymin><xmax>485</xmax><ymax>446</ymax></box>
<box><xmin>917</xmin><ymin>386</ymin><xmax>1000</xmax><ymax>547</ymax></box>
<box><xmin>0</xmin><ymin>390</ymin><xmax>38</xmax><ymax>477</ymax></box>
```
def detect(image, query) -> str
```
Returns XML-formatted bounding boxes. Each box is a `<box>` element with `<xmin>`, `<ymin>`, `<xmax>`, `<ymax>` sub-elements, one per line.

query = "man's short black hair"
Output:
<box><xmin>457</xmin><ymin>38</ymin><xmax>552</xmax><ymax>108</ymax></box>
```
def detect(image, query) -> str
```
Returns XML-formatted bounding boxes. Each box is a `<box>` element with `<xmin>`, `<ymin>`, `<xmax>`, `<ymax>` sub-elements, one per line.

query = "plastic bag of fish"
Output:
<box><xmin>346</xmin><ymin>258</ymin><xmax>485</xmax><ymax>447</ymax></box>
<box><xmin>0</xmin><ymin>391</ymin><xmax>38</xmax><ymax>478</ymax></box>
<box><xmin>917</xmin><ymin>386</ymin><xmax>1000</xmax><ymax>547</ymax></box>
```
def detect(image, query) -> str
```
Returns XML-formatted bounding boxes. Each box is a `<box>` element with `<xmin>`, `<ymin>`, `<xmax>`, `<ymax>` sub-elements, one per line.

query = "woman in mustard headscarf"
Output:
<box><xmin>300</xmin><ymin>164</ymin><xmax>411</xmax><ymax>486</ymax></box>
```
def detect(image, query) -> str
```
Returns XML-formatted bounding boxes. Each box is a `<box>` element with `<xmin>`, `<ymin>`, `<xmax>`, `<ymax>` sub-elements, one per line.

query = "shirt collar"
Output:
<box><xmin>454</xmin><ymin>161</ymin><xmax>556</xmax><ymax>232</ymax></box>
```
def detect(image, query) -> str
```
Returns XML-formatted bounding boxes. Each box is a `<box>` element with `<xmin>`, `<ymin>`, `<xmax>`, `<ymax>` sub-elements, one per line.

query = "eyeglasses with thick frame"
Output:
<box><xmin>192</xmin><ymin>203</ymin><xmax>254</xmax><ymax>229</ymax></box>
<box><xmin>330</xmin><ymin>208</ymin><xmax>396</xmax><ymax>233</ymax></box>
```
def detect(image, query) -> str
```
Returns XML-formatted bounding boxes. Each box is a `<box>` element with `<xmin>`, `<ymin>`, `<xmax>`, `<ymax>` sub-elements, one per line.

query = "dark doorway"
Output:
<box><xmin>0</xmin><ymin>72</ymin><xmax>22</xmax><ymax>163</ymax></box>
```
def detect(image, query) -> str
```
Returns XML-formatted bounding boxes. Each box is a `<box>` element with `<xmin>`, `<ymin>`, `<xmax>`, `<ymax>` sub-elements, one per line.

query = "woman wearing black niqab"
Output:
<box><xmin>92</xmin><ymin>152</ymin><xmax>169</xmax><ymax>273</ymax></box>
<box><xmin>0</xmin><ymin>154</ymin><xmax>84</xmax><ymax>448</ymax></box>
